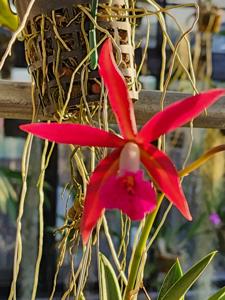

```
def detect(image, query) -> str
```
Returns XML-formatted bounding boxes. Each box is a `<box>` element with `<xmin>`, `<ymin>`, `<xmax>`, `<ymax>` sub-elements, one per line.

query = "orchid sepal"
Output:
<box><xmin>81</xmin><ymin>149</ymin><xmax>121</xmax><ymax>244</ymax></box>
<box><xmin>99</xmin><ymin>38</ymin><xmax>137</xmax><ymax>140</ymax></box>
<box><xmin>140</xmin><ymin>143</ymin><xmax>192</xmax><ymax>221</ymax></box>
<box><xmin>20</xmin><ymin>123</ymin><xmax>125</xmax><ymax>148</ymax></box>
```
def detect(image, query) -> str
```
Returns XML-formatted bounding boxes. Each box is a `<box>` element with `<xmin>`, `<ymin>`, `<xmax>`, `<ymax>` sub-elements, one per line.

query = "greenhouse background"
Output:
<box><xmin>0</xmin><ymin>0</ymin><xmax>225</xmax><ymax>299</ymax></box>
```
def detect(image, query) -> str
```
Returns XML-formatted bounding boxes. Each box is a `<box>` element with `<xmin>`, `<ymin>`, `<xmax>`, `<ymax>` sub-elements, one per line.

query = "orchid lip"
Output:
<box><xmin>100</xmin><ymin>170</ymin><xmax>157</xmax><ymax>221</ymax></box>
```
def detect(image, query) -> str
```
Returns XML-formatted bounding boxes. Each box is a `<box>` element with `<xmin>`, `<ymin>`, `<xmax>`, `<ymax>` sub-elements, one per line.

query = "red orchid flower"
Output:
<box><xmin>20</xmin><ymin>39</ymin><xmax>225</xmax><ymax>244</ymax></box>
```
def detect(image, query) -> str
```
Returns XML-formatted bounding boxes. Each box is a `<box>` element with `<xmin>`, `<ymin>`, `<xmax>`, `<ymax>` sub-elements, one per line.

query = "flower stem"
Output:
<box><xmin>124</xmin><ymin>194</ymin><xmax>164</xmax><ymax>300</ymax></box>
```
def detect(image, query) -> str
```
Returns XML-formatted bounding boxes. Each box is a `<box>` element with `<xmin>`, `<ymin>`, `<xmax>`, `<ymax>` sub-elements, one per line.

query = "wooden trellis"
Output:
<box><xmin>0</xmin><ymin>80</ymin><xmax>225</xmax><ymax>129</ymax></box>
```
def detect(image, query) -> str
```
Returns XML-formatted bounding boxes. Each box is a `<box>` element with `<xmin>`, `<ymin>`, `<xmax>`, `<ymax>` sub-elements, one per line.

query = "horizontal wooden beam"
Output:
<box><xmin>0</xmin><ymin>80</ymin><xmax>225</xmax><ymax>129</ymax></box>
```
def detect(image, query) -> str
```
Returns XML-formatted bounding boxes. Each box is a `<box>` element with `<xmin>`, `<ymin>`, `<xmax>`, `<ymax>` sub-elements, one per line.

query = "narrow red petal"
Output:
<box><xmin>138</xmin><ymin>89</ymin><xmax>225</xmax><ymax>142</ymax></box>
<box><xmin>140</xmin><ymin>143</ymin><xmax>192</xmax><ymax>221</ymax></box>
<box><xmin>99</xmin><ymin>38</ymin><xmax>137</xmax><ymax>139</ymax></box>
<box><xmin>81</xmin><ymin>149</ymin><xmax>120</xmax><ymax>244</ymax></box>
<box><xmin>20</xmin><ymin>123</ymin><xmax>125</xmax><ymax>148</ymax></box>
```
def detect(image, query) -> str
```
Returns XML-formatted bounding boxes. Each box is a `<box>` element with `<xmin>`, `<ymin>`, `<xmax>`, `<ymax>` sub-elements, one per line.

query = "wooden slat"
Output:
<box><xmin>0</xmin><ymin>80</ymin><xmax>35</xmax><ymax>120</ymax></box>
<box><xmin>0</xmin><ymin>80</ymin><xmax>225</xmax><ymax>129</ymax></box>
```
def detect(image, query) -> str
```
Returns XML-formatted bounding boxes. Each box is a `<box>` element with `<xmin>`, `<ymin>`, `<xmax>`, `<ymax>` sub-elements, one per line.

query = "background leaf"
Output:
<box><xmin>158</xmin><ymin>259</ymin><xmax>183</xmax><ymax>300</ymax></box>
<box><xmin>161</xmin><ymin>252</ymin><xmax>216</xmax><ymax>300</ymax></box>
<box><xmin>208</xmin><ymin>286</ymin><xmax>225</xmax><ymax>300</ymax></box>
<box><xmin>99</xmin><ymin>253</ymin><xmax>122</xmax><ymax>300</ymax></box>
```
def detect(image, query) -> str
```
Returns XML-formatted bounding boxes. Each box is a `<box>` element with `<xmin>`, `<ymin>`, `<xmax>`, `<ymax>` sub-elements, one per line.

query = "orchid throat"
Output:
<box><xmin>119</xmin><ymin>142</ymin><xmax>140</xmax><ymax>175</ymax></box>
<box><xmin>118</xmin><ymin>143</ymin><xmax>142</xmax><ymax>196</ymax></box>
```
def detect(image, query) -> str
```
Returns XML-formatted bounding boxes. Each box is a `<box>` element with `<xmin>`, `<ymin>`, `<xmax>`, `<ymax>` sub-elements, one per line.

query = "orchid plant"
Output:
<box><xmin>20</xmin><ymin>39</ymin><xmax>225</xmax><ymax>299</ymax></box>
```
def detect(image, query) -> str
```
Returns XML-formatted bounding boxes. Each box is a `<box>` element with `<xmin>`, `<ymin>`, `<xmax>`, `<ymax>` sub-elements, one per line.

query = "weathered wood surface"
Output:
<box><xmin>0</xmin><ymin>80</ymin><xmax>225</xmax><ymax>129</ymax></box>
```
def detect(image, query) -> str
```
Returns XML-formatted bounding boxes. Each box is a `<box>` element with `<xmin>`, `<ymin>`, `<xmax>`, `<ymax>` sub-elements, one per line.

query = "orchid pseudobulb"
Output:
<box><xmin>20</xmin><ymin>38</ymin><xmax>225</xmax><ymax>244</ymax></box>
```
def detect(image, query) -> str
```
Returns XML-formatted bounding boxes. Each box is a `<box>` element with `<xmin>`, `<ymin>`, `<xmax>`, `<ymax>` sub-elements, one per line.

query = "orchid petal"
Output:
<box><xmin>99</xmin><ymin>38</ymin><xmax>137</xmax><ymax>139</ymax></box>
<box><xmin>20</xmin><ymin>123</ymin><xmax>125</xmax><ymax>148</ymax></box>
<box><xmin>138</xmin><ymin>89</ymin><xmax>225</xmax><ymax>142</ymax></box>
<box><xmin>140</xmin><ymin>143</ymin><xmax>192</xmax><ymax>220</ymax></box>
<box><xmin>100</xmin><ymin>170</ymin><xmax>156</xmax><ymax>220</ymax></box>
<box><xmin>81</xmin><ymin>149</ymin><xmax>121</xmax><ymax>244</ymax></box>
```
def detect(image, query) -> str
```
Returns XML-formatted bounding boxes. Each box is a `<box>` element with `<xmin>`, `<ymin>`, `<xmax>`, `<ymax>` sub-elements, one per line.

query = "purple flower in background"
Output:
<box><xmin>209</xmin><ymin>213</ymin><xmax>222</xmax><ymax>226</ymax></box>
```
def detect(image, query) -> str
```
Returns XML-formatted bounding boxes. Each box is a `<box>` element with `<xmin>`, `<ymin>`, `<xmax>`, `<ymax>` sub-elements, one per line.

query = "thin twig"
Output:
<box><xmin>0</xmin><ymin>0</ymin><xmax>36</xmax><ymax>71</ymax></box>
